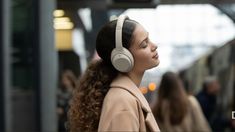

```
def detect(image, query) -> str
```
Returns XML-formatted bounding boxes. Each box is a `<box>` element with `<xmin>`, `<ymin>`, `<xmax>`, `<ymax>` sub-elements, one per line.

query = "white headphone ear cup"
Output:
<box><xmin>111</xmin><ymin>48</ymin><xmax>134</xmax><ymax>72</ymax></box>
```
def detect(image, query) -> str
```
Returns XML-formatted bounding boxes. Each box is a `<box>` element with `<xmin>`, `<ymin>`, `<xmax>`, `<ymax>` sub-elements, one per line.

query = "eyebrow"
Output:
<box><xmin>139</xmin><ymin>32</ymin><xmax>149</xmax><ymax>47</ymax></box>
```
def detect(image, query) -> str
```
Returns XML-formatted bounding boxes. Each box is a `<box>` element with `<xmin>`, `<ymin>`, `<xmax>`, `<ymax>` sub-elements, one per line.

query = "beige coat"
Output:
<box><xmin>156</xmin><ymin>96</ymin><xmax>212</xmax><ymax>132</ymax></box>
<box><xmin>98</xmin><ymin>74</ymin><xmax>160</xmax><ymax>132</ymax></box>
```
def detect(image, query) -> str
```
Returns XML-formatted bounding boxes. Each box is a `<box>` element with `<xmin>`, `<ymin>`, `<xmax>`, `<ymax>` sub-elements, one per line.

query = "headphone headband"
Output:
<box><xmin>111</xmin><ymin>14</ymin><xmax>134</xmax><ymax>72</ymax></box>
<box><xmin>115</xmin><ymin>15</ymin><xmax>129</xmax><ymax>50</ymax></box>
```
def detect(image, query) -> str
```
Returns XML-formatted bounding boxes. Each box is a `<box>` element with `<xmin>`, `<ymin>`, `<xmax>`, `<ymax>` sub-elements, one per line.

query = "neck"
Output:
<box><xmin>126</xmin><ymin>71</ymin><xmax>145</xmax><ymax>87</ymax></box>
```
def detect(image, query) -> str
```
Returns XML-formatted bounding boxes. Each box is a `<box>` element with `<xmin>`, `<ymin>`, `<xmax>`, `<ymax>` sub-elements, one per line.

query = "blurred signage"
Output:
<box><xmin>55</xmin><ymin>29</ymin><xmax>73</xmax><ymax>51</ymax></box>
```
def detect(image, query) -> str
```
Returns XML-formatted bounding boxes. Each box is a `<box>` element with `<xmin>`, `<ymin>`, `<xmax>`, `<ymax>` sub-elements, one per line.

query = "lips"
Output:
<box><xmin>152</xmin><ymin>53</ymin><xmax>158</xmax><ymax>59</ymax></box>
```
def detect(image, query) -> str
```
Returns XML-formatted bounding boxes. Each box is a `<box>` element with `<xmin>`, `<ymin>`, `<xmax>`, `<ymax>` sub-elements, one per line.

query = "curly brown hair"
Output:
<box><xmin>67</xmin><ymin>60</ymin><xmax>117</xmax><ymax>131</ymax></box>
<box><xmin>67</xmin><ymin>18</ymin><xmax>137</xmax><ymax>132</ymax></box>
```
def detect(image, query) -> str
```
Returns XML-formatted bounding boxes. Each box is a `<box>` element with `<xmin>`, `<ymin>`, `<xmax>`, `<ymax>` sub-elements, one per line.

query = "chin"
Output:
<box><xmin>156</xmin><ymin>60</ymin><xmax>160</xmax><ymax>66</ymax></box>
<box><xmin>147</xmin><ymin>62</ymin><xmax>160</xmax><ymax>70</ymax></box>
<box><xmin>153</xmin><ymin>60</ymin><xmax>160</xmax><ymax>67</ymax></box>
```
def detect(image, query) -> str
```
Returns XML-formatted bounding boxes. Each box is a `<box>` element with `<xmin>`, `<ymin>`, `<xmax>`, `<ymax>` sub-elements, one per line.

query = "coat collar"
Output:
<box><xmin>110</xmin><ymin>74</ymin><xmax>151</xmax><ymax>113</ymax></box>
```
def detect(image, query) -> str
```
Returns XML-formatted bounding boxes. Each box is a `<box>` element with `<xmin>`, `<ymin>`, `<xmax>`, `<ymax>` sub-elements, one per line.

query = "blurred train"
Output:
<box><xmin>179</xmin><ymin>38</ymin><xmax>235</xmax><ymax>118</ymax></box>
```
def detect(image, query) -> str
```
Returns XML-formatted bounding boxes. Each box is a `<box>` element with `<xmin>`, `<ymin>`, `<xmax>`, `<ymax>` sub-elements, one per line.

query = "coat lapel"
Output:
<box><xmin>110</xmin><ymin>74</ymin><xmax>160</xmax><ymax>132</ymax></box>
<box><xmin>110</xmin><ymin>74</ymin><xmax>151</xmax><ymax>112</ymax></box>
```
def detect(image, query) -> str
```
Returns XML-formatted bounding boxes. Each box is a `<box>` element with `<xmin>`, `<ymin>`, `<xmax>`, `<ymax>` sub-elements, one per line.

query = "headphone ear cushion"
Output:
<box><xmin>111</xmin><ymin>48</ymin><xmax>134</xmax><ymax>72</ymax></box>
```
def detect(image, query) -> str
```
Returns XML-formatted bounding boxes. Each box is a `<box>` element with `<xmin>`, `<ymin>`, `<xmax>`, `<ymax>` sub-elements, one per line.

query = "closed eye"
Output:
<box><xmin>140</xmin><ymin>38</ymin><xmax>149</xmax><ymax>48</ymax></box>
<box><xmin>141</xmin><ymin>41</ymin><xmax>148</xmax><ymax>48</ymax></box>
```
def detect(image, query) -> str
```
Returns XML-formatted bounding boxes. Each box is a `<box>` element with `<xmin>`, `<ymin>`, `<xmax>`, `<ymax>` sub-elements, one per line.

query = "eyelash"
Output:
<box><xmin>142</xmin><ymin>39</ymin><xmax>149</xmax><ymax>48</ymax></box>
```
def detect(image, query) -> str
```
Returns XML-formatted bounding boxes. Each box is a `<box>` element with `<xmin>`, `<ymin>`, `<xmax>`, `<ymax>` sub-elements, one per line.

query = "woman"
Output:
<box><xmin>152</xmin><ymin>71</ymin><xmax>211</xmax><ymax>132</ymax></box>
<box><xmin>68</xmin><ymin>15</ymin><xmax>160</xmax><ymax>131</ymax></box>
<box><xmin>57</xmin><ymin>70</ymin><xmax>77</xmax><ymax>131</ymax></box>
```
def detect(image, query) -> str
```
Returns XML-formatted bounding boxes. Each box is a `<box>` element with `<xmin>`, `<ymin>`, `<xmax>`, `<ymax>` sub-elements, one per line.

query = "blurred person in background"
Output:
<box><xmin>152</xmin><ymin>71</ymin><xmax>211</xmax><ymax>132</ymax></box>
<box><xmin>196</xmin><ymin>76</ymin><xmax>235</xmax><ymax>131</ymax></box>
<box><xmin>67</xmin><ymin>15</ymin><xmax>160</xmax><ymax>132</ymax></box>
<box><xmin>57</xmin><ymin>70</ymin><xmax>77</xmax><ymax>132</ymax></box>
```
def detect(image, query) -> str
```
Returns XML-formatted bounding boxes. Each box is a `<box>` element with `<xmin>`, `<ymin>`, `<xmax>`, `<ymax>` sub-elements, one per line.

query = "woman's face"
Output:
<box><xmin>129</xmin><ymin>24</ymin><xmax>160</xmax><ymax>72</ymax></box>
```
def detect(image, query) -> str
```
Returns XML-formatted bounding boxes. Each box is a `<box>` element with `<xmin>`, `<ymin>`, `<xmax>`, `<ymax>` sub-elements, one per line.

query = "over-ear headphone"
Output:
<box><xmin>111</xmin><ymin>15</ymin><xmax>134</xmax><ymax>72</ymax></box>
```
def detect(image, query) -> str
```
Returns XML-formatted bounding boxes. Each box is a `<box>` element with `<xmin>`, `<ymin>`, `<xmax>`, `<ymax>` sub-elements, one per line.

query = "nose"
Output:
<box><xmin>151</xmin><ymin>43</ymin><xmax>157</xmax><ymax>52</ymax></box>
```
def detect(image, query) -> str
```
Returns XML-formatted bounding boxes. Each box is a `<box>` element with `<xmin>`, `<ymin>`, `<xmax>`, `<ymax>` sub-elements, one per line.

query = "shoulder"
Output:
<box><xmin>188</xmin><ymin>95</ymin><xmax>197</xmax><ymax>102</ymax></box>
<box><xmin>98</xmin><ymin>87</ymin><xmax>140</xmax><ymax>131</ymax></box>
<box><xmin>188</xmin><ymin>95</ymin><xmax>197</xmax><ymax>103</ymax></box>
<box><xmin>102</xmin><ymin>88</ymin><xmax>139</xmax><ymax>113</ymax></box>
<box><xmin>104</xmin><ymin>87</ymin><xmax>138</xmax><ymax>109</ymax></box>
<box><xmin>188</xmin><ymin>95</ymin><xmax>202</xmax><ymax>109</ymax></box>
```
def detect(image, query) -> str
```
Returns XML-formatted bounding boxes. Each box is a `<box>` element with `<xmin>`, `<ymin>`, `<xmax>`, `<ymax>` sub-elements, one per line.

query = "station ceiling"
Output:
<box><xmin>57</xmin><ymin>0</ymin><xmax>235</xmax><ymax>28</ymax></box>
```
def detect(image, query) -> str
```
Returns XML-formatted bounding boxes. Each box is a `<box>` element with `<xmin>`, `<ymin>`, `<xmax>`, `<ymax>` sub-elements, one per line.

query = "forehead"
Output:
<box><xmin>131</xmin><ymin>24</ymin><xmax>148</xmax><ymax>47</ymax></box>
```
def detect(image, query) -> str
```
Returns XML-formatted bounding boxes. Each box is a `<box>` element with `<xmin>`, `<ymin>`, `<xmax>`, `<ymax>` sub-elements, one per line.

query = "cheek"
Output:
<box><xmin>133</xmin><ymin>52</ymin><xmax>144</xmax><ymax>61</ymax></box>
<box><xmin>138</xmin><ymin>54</ymin><xmax>149</xmax><ymax>61</ymax></box>
<box><xmin>133</xmin><ymin>52</ymin><xmax>151</xmax><ymax>65</ymax></box>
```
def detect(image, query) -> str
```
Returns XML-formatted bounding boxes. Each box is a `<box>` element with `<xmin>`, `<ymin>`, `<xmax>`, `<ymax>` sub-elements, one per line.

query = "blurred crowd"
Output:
<box><xmin>56</xmin><ymin>70</ymin><xmax>235</xmax><ymax>132</ymax></box>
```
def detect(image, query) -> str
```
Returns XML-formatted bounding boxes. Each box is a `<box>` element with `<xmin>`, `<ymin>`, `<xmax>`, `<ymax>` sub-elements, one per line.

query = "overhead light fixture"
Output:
<box><xmin>53</xmin><ymin>10</ymin><xmax>65</xmax><ymax>17</ymax></box>
<box><xmin>54</xmin><ymin>17</ymin><xmax>70</xmax><ymax>23</ymax></box>
<box><xmin>54</xmin><ymin>21</ymin><xmax>74</xmax><ymax>30</ymax></box>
